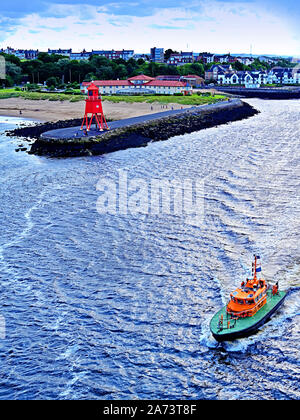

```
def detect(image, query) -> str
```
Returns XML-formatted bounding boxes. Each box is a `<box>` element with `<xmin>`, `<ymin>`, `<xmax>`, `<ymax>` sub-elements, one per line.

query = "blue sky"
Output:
<box><xmin>1</xmin><ymin>1</ymin><xmax>300</xmax><ymax>55</ymax></box>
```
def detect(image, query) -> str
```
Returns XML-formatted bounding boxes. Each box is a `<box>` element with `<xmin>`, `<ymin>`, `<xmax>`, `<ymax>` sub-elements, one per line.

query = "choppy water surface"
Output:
<box><xmin>0</xmin><ymin>100</ymin><xmax>299</xmax><ymax>400</ymax></box>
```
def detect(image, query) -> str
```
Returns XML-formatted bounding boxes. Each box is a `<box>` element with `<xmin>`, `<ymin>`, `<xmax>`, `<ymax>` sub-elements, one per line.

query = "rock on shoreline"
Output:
<box><xmin>8</xmin><ymin>100</ymin><xmax>259</xmax><ymax>158</ymax></box>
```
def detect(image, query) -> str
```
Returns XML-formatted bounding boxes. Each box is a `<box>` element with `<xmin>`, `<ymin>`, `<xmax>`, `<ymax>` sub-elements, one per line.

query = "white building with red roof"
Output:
<box><xmin>81</xmin><ymin>74</ymin><xmax>192</xmax><ymax>95</ymax></box>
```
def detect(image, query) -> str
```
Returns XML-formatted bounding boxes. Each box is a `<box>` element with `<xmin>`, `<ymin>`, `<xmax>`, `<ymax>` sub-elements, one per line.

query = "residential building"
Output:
<box><xmin>155</xmin><ymin>75</ymin><xmax>182</xmax><ymax>81</ymax></box>
<box><xmin>91</xmin><ymin>49</ymin><xmax>134</xmax><ymax>60</ymax></box>
<box><xmin>0</xmin><ymin>47</ymin><xmax>39</xmax><ymax>60</ymax></box>
<box><xmin>214</xmin><ymin>54</ymin><xmax>231</xmax><ymax>64</ymax></box>
<box><xmin>268</xmin><ymin>67</ymin><xmax>300</xmax><ymax>84</ymax></box>
<box><xmin>197</xmin><ymin>53</ymin><xmax>215</xmax><ymax>64</ymax></box>
<box><xmin>291</xmin><ymin>57</ymin><xmax>300</xmax><ymax>64</ymax></box>
<box><xmin>4</xmin><ymin>48</ymin><xmax>25</xmax><ymax>59</ymax></box>
<box><xmin>205</xmin><ymin>64</ymin><xmax>233</xmax><ymax>81</ymax></box>
<box><xmin>48</xmin><ymin>48</ymin><xmax>72</xmax><ymax>57</ymax></box>
<box><xmin>150</xmin><ymin>47</ymin><xmax>164</xmax><ymax>63</ymax></box>
<box><xmin>236</xmin><ymin>56</ymin><xmax>255</xmax><ymax>66</ymax></box>
<box><xmin>216</xmin><ymin>66</ymin><xmax>300</xmax><ymax>86</ymax></box>
<box><xmin>156</xmin><ymin>74</ymin><xmax>204</xmax><ymax>87</ymax></box>
<box><xmin>70</xmin><ymin>50</ymin><xmax>91</xmax><ymax>60</ymax></box>
<box><xmin>180</xmin><ymin>74</ymin><xmax>205</xmax><ymax>87</ymax></box>
<box><xmin>25</xmin><ymin>49</ymin><xmax>39</xmax><ymax>60</ymax></box>
<box><xmin>133</xmin><ymin>53</ymin><xmax>150</xmax><ymax>62</ymax></box>
<box><xmin>259</xmin><ymin>56</ymin><xmax>277</xmax><ymax>65</ymax></box>
<box><xmin>120</xmin><ymin>50</ymin><xmax>135</xmax><ymax>60</ymax></box>
<box><xmin>167</xmin><ymin>52</ymin><xmax>194</xmax><ymax>66</ymax></box>
<box><xmin>217</xmin><ymin>70</ymin><xmax>266</xmax><ymax>86</ymax></box>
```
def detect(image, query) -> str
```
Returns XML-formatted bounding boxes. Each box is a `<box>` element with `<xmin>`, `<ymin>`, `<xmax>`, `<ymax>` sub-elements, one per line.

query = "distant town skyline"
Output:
<box><xmin>1</xmin><ymin>0</ymin><xmax>300</xmax><ymax>56</ymax></box>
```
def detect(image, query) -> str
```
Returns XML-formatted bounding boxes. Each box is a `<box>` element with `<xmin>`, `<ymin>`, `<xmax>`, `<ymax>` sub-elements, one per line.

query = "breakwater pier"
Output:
<box><xmin>7</xmin><ymin>99</ymin><xmax>259</xmax><ymax>158</ymax></box>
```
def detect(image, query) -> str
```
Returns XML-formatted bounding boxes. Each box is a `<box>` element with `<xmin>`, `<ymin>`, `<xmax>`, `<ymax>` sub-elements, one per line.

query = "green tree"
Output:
<box><xmin>147</xmin><ymin>62</ymin><xmax>160</xmax><ymax>77</ymax></box>
<box><xmin>232</xmin><ymin>61</ymin><xmax>246</xmax><ymax>71</ymax></box>
<box><xmin>96</xmin><ymin>65</ymin><xmax>114</xmax><ymax>80</ymax></box>
<box><xmin>46</xmin><ymin>76</ymin><xmax>59</xmax><ymax>87</ymax></box>
<box><xmin>0</xmin><ymin>53</ymin><xmax>21</xmax><ymax>67</ymax></box>
<box><xmin>5</xmin><ymin>61</ymin><xmax>22</xmax><ymax>84</ymax></box>
<box><xmin>37</xmin><ymin>52</ymin><xmax>54</xmax><ymax>63</ymax></box>
<box><xmin>21</xmin><ymin>59</ymin><xmax>43</xmax><ymax>84</ymax></box>
<box><xmin>83</xmin><ymin>72</ymin><xmax>97</xmax><ymax>82</ymax></box>
<box><xmin>164</xmin><ymin>49</ymin><xmax>178</xmax><ymax>61</ymax></box>
<box><xmin>191</xmin><ymin>62</ymin><xmax>204</xmax><ymax>76</ymax></box>
<box><xmin>115</xmin><ymin>64</ymin><xmax>128</xmax><ymax>79</ymax></box>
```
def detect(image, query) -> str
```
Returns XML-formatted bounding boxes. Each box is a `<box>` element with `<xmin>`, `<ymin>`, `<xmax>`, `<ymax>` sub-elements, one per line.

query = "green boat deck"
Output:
<box><xmin>210</xmin><ymin>290</ymin><xmax>287</xmax><ymax>339</ymax></box>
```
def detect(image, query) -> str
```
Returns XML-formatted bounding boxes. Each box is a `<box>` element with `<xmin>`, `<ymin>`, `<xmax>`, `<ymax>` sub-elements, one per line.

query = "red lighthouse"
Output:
<box><xmin>81</xmin><ymin>82</ymin><xmax>109</xmax><ymax>132</ymax></box>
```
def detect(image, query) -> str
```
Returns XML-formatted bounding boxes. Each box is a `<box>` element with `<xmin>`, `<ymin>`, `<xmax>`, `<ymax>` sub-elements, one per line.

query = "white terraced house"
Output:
<box><xmin>216</xmin><ymin>67</ymin><xmax>300</xmax><ymax>86</ymax></box>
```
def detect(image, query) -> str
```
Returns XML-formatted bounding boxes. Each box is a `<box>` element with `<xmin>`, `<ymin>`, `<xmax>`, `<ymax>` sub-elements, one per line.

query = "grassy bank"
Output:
<box><xmin>102</xmin><ymin>94</ymin><xmax>226</xmax><ymax>106</ymax></box>
<box><xmin>0</xmin><ymin>88</ymin><xmax>226</xmax><ymax>106</ymax></box>
<box><xmin>0</xmin><ymin>89</ymin><xmax>83</xmax><ymax>102</ymax></box>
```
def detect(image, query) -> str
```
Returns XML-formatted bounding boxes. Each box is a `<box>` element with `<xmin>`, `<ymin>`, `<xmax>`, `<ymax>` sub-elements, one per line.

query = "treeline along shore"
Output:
<box><xmin>7</xmin><ymin>99</ymin><xmax>259</xmax><ymax>158</ymax></box>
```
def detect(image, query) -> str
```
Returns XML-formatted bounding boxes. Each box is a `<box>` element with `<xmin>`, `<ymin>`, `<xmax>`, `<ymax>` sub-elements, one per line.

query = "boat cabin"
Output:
<box><xmin>227</xmin><ymin>256</ymin><xmax>267</xmax><ymax>318</ymax></box>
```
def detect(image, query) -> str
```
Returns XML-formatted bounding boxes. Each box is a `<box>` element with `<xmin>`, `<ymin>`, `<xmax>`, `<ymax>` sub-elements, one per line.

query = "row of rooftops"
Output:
<box><xmin>1</xmin><ymin>47</ymin><xmax>293</xmax><ymax>67</ymax></box>
<box><xmin>206</xmin><ymin>64</ymin><xmax>300</xmax><ymax>79</ymax></box>
<box><xmin>81</xmin><ymin>74</ymin><xmax>204</xmax><ymax>88</ymax></box>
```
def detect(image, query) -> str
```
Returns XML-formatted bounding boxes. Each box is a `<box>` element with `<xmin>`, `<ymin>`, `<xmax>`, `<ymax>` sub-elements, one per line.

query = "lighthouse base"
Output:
<box><xmin>81</xmin><ymin>113</ymin><xmax>109</xmax><ymax>132</ymax></box>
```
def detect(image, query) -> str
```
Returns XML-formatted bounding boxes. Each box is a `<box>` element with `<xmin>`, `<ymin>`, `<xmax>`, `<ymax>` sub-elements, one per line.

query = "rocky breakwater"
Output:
<box><xmin>10</xmin><ymin>99</ymin><xmax>259</xmax><ymax>158</ymax></box>
<box><xmin>6</xmin><ymin>118</ymin><xmax>85</xmax><ymax>140</ymax></box>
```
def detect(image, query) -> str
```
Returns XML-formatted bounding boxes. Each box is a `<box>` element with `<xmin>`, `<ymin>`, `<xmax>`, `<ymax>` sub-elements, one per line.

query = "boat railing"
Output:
<box><xmin>218</xmin><ymin>317</ymin><xmax>237</xmax><ymax>332</ymax></box>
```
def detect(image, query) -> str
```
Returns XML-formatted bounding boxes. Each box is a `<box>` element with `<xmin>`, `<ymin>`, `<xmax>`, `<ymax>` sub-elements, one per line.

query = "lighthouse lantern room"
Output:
<box><xmin>81</xmin><ymin>82</ymin><xmax>109</xmax><ymax>132</ymax></box>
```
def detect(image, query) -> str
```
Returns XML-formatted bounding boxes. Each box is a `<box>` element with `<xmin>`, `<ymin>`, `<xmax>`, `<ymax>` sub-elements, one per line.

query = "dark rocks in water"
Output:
<box><xmin>28</xmin><ymin>100</ymin><xmax>259</xmax><ymax>158</ymax></box>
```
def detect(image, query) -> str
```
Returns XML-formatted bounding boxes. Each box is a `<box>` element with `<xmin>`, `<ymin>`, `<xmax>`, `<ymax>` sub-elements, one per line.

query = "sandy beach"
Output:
<box><xmin>0</xmin><ymin>97</ymin><xmax>191</xmax><ymax>122</ymax></box>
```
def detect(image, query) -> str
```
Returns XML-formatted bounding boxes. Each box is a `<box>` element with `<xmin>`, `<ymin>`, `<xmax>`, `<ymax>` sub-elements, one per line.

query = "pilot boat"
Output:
<box><xmin>210</xmin><ymin>255</ymin><xmax>287</xmax><ymax>342</ymax></box>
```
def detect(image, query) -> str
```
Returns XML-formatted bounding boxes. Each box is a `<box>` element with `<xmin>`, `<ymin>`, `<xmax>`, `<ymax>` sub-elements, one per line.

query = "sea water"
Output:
<box><xmin>0</xmin><ymin>100</ymin><xmax>299</xmax><ymax>399</ymax></box>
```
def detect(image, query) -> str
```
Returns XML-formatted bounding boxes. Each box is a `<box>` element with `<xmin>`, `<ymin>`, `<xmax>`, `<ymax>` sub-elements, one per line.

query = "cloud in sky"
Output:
<box><xmin>1</xmin><ymin>0</ymin><xmax>300</xmax><ymax>55</ymax></box>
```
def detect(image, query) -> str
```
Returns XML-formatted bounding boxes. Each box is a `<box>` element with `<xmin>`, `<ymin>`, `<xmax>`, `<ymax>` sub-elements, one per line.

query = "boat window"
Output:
<box><xmin>238</xmin><ymin>299</ymin><xmax>244</xmax><ymax>305</ymax></box>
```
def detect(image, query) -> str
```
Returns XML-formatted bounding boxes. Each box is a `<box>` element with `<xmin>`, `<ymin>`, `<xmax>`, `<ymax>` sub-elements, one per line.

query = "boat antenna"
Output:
<box><xmin>253</xmin><ymin>254</ymin><xmax>257</xmax><ymax>281</ymax></box>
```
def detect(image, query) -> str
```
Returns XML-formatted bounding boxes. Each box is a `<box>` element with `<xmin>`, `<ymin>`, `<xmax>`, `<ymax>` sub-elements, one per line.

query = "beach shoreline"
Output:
<box><xmin>0</xmin><ymin>97</ymin><xmax>192</xmax><ymax>122</ymax></box>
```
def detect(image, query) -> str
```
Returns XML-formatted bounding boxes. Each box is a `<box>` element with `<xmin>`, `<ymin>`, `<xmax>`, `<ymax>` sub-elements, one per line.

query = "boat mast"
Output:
<box><xmin>253</xmin><ymin>255</ymin><xmax>257</xmax><ymax>281</ymax></box>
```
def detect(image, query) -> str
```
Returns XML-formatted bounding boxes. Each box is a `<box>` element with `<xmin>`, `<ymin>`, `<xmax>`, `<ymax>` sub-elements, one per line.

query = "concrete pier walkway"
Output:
<box><xmin>41</xmin><ymin>100</ymin><xmax>234</xmax><ymax>140</ymax></box>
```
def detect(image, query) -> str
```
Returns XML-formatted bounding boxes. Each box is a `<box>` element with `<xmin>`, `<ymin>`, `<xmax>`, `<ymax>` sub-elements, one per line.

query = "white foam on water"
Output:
<box><xmin>199</xmin><ymin>319</ymin><xmax>219</xmax><ymax>349</ymax></box>
<box><xmin>0</xmin><ymin>189</ymin><xmax>47</xmax><ymax>280</ymax></box>
<box><xmin>58</xmin><ymin>371</ymin><xmax>89</xmax><ymax>399</ymax></box>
